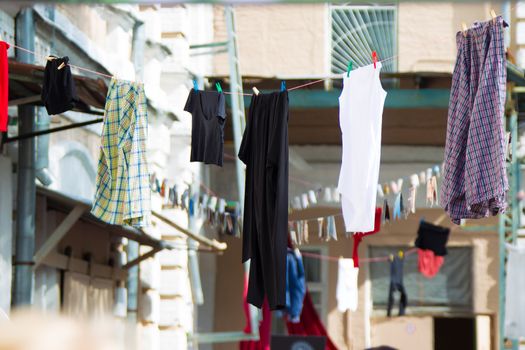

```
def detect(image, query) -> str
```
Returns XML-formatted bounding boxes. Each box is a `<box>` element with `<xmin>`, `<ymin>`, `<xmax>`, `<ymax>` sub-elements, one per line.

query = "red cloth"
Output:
<box><xmin>240</xmin><ymin>274</ymin><xmax>271</xmax><ymax>350</ymax></box>
<box><xmin>417</xmin><ymin>249</ymin><xmax>444</xmax><ymax>278</ymax></box>
<box><xmin>353</xmin><ymin>207</ymin><xmax>382</xmax><ymax>267</ymax></box>
<box><xmin>0</xmin><ymin>41</ymin><xmax>9</xmax><ymax>132</ymax></box>
<box><xmin>286</xmin><ymin>291</ymin><xmax>337</xmax><ymax>350</ymax></box>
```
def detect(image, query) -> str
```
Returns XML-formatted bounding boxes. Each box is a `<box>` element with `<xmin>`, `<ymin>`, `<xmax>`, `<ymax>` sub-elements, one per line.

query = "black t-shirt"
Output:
<box><xmin>184</xmin><ymin>89</ymin><xmax>226</xmax><ymax>166</ymax></box>
<box><xmin>41</xmin><ymin>56</ymin><xmax>79</xmax><ymax>115</ymax></box>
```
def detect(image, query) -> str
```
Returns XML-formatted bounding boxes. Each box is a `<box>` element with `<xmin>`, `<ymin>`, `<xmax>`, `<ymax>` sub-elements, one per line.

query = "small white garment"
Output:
<box><xmin>336</xmin><ymin>258</ymin><xmax>359</xmax><ymax>312</ymax></box>
<box><xmin>505</xmin><ymin>244</ymin><xmax>525</xmax><ymax>339</ymax></box>
<box><xmin>337</xmin><ymin>62</ymin><xmax>387</xmax><ymax>232</ymax></box>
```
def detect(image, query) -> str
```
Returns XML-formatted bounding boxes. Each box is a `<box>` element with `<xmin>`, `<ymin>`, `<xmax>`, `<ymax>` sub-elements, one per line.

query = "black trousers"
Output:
<box><xmin>387</xmin><ymin>282</ymin><xmax>407</xmax><ymax>317</ymax></box>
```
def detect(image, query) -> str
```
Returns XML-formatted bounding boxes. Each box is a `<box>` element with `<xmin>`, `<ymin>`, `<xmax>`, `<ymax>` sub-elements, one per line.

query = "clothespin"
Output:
<box><xmin>252</xmin><ymin>87</ymin><xmax>260</xmax><ymax>95</ymax></box>
<box><xmin>490</xmin><ymin>9</ymin><xmax>497</xmax><ymax>24</ymax></box>
<box><xmin>372</xmin><ymin>51</ymin><xmax>378</xmax><ymax>69</ymax></box>
<box><xmin>389</xmin><ymin>254</ymin><xmax>394</xmax><ymax>262</ymax></box>
<box><xmin>58</xmin><ymin>62</ymin><xmax>66</xmax><ymax>70</ymax></box>
<box><xmin>280</xmin><ymin>80</ymin><xmax>286</xmax><ymax>92</ymax></box>
<box><xmin>193</xmin><ymin>79</ymin><xmax>199</xmax><ymax>91</ymax></box>
<box><xmin>347</xmin><ymin>61</ymin><xmax>353</xmax><ymax>77</ymax></box>
<box><xmin>46</xmin><ymin>56</ymin><xmax>56</xmax><ymax>62</ymax></box>
<box><xmin>215</xmin><ymin>82</ymin><xmax>222</xmax><ymax>93</ymax></box>
<box><xmin>461</xmin><ymin>22</ymin><xmax>468</xmax><ymax>37</ymax></box>
<box><xmin>398</xmin><ymin>250</ymin><xmax>404</xmax><ymax>259</ymax></box>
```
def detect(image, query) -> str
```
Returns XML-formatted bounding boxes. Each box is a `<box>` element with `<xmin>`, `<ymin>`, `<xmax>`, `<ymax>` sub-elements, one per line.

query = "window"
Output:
<box><xmin>301</xmin><ymin>247</ymin><xmax>328</xmax><ymax>321</ymax></box>
<box><xmin>369</xmin><ymin>246</ymin><xmax>472</xmax><ymax>312</ymax></box>
<box><xmin>330</xmin><ymin>5</ymin><xmax>397</xmax><ymax>73</ymax></box>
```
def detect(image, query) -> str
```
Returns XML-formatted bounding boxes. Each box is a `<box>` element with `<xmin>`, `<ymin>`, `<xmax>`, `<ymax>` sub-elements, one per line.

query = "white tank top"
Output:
<box><xmin>337</xmin><ymin>62</ymin><xmax>387</xmax><ymax>232</ymax></box>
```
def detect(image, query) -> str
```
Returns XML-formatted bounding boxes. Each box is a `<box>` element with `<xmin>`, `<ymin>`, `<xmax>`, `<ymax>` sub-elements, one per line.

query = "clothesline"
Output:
<box><xmin>300</xmin><ymin>247</ymin><xmax>418</xmax><ymax>263</ymax></box>
<box><xmin>7</xmin><ymin>39</ymin><xmax>396</xmax><ymax>94</ymax></box>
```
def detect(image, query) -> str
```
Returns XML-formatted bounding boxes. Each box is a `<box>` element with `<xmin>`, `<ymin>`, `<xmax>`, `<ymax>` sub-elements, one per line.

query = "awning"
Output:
<box><xmin>34</xmin><ymin>186</ymin><xmax>226</xmax><ymax>279</ymax></box>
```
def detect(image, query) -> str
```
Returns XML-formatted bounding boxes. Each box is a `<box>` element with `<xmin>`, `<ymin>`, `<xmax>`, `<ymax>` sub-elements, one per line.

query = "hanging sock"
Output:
<box><xmin>292</xmin><ymin>196</ymin><xmax>302</xmax><ymax>210</ymax></box>
<box><xmin>327</xmin><ymin>216</ymin><xmax>338</xmax><ymax>241</ymax></box>
<box><xmin>308</xmin><ymin>190</ymin><xmax>317</xmax><ymax>205</ymax></box>
<box><xmin>427</xmin><ymin>176</ymin><xmax>438</xmax><ymax>207</ymax></box>
<box><xmin>301</xmin><ymin>193</ymin><xmax>309</xmax><ymax>209</ymax></box>
<box><xmin>323</xmin><ymin>187</ymin><xmax>333</xmax><ymax>203</ymax></box>
<box><xmin>303</xmin><ymin>220</ymin><xmax>309</xmax><ymax>243</ymax></box>
<box><xmin>393</xmin><ymin>193</ymin><xmax>402</xmax><ymax>220</ymax></box>
<box><xmin>332</xmin><ymin>187</ymin><xmax>340</xmax><ymax>203</ymax></box>
<box><xmin>317</xmin><ymin>217</ymin><xmax>325</xmax><ymax>240</ymax></box>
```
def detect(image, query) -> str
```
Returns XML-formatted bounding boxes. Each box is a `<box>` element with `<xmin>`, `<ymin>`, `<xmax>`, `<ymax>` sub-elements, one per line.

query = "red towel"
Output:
<box><xmin>353</xmin><ymin>207</ymin><xmax>382</xmax><ymax>267</ymax></box>
<box><xmin>240</xmin><ymin>274</ymin><xmax>271</xmax><ymax>350</ymax></box>
<box><xmin>417</xmin><ymin>249</ymin><xmax>444</xmax><ymax>278</ymax></box>
<box><xmin>0</xmin><ymin>41</ymin><xmax>9</xmax><ymax>132</ymax></box>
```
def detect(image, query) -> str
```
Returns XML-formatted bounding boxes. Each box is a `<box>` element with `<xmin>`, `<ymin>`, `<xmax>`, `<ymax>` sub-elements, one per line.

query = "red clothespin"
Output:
<box><xmin>372</xmin><ymin>51</ymin><xmax>378</xmax><ymax>69</ymax></box>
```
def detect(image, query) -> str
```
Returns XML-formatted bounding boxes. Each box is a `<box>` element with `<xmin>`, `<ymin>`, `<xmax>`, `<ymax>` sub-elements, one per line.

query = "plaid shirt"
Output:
<box><xmin>91</xmin><ymin>78</ymin><xmax>151</xmax><ymax>227</ymax></box>
<box><xmin>441</xmin><ymin>16</ymin><xmax>508</xmax><ymax>224</ymax></box>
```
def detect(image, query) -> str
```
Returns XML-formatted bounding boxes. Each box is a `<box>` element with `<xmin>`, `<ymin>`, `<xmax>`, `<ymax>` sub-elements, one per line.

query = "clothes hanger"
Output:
<box><xmin>372</xmin><ymin>51</ymin><xmax>378</xmax><ymax>69</ymax></box>
<box><xmin>215</xmin><ymin>82</ymin><xmax>222</xmax><ymax>93</ymax></box>
<box><xmin>347</xmin><ymin>61</ymin><xmax>353</xmax><ymax>77</ymax></box>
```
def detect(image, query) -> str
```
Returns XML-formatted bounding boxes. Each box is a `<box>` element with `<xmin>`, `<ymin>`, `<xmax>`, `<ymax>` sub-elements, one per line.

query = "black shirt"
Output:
<box><xmin>41</xmin><ymin>56</ymin><xmax>79</xmax><ymax>115</ymax></box>
<box><xmin>184</xmin><ymin>89</ymin><xmax>226</xmax><ymax>166</ymax></box>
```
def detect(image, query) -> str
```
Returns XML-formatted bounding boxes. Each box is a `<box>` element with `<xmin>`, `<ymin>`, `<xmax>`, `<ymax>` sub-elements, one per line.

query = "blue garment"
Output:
<box><xmin>286</xmin><ymin>249</ymin><xmax>306</xmax><ymax>322</ymax></box>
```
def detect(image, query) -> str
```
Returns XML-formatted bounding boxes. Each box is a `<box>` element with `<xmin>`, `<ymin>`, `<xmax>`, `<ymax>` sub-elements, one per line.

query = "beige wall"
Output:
<box><xmin>213</xmin><ymin>4</ymin><xmax>327</xmax><ymax>77</ymax></box>
<box><xmin>398</xmin><ymin>2</ymin><xmax>498</xmax><ymax>72</ymax></box>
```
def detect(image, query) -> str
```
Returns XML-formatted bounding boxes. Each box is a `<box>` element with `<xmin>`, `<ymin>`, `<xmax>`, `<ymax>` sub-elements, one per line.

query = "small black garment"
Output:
<box><xmin>415</xmin><ymin>220</ymin><xmax>450</xmax><ymax>256</ymax></box>
<box><xmin>387</xmin><ymin>256</ymin><xmax>407</xmax><ymax>317</ymax></box>
<box><xmin>184</xmin><ymin>89</ymin><xmax>226</xmax><ymax>166</ymax></box>
<box><xmin>41</xmin><ymin>56</ymin><xmax>79</xmax><ymax>115</ymax></box>
<box><xmin>240</xmin><ymin>90</ymin><xmax>289</xmax><ymax>311</ymax></box>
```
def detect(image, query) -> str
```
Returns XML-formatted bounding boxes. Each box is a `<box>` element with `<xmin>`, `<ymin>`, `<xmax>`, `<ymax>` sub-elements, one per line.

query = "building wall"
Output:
<box><xmin>213</xmin><ymin>2</ymin><xmax>507</xmax><ymax>76</ymax></box>
<box><xmin>213</xmin><ymin>4</ymin><xmax>327</xmax><ymax>77</ymax></box>
<box><xmin>212</xmin><ymin>208</ymin><xmax>499</xmax><ymax>350</ymax></box>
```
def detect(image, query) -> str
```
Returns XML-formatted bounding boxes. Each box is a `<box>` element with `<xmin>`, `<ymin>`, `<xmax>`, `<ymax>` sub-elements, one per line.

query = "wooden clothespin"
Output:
<box><xmin>58</xmin><ymin>61</ymin><xmax>66</xmax><ymax>70</ymax></box>
<box><xmin>490</xmin><ymin>9</ymin><xmax>497</xmax><ymax>24</ymax></box>
<box><xmin>461</xmin><ymin>22</ymin><xmax>468</xmax><ymax>37</ymax></box>
<box><xmin>252</xmin><ymin>87</ymin><xmax>260</xmax><ymax>96</ymax></box>
<box><xmin>372</xmin><ymin>51</ymin><xmax>378</xmax><ymax>69</ymax></box>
